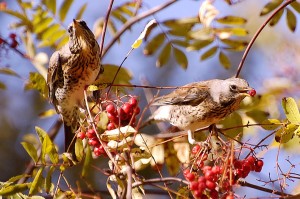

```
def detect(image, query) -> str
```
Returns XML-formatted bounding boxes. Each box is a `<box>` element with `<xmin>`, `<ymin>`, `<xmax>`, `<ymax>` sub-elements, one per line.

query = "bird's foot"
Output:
<box><xmin>187</xmin><ymin>130</ymin><xmax>196</xmax><ymax>145</ymax></box>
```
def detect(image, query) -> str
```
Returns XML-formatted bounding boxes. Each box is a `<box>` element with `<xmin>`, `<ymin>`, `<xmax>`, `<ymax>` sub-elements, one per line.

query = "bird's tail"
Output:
<box><xmin>64</xmin><ymin>122</ymin><xmax>78</xmax><ymax>161</ymax></box>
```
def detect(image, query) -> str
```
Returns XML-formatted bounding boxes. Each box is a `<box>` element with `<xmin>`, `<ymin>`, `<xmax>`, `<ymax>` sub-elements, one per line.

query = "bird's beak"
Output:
<box><xmin>239</xmin><ymin>87</ymin><xmax>253</xmax><ymax>96</ymax></box>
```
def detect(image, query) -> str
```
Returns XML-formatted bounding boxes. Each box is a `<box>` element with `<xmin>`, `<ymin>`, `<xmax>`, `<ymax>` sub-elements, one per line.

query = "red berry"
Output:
<box><xmin>10</xmin><ymin>40</ymin><xmax>18</xmax><ymax>48</ymax></box>
<box><xmin>248</xmin><ymin>89</ymin><xmax>256</xmax><ymax>97</ymax></box>
<box><xmin>193</xmin><ymin>190</ymin><xmax>202</xmax><ymax>198</ymax></box>
<box><xmin>201</xmin><ymin>195</ymin><xmax>208</xmax><ymax>199</ymax></box>
<box><xmin>202</xmin><ymin>166</ymin><xmax>211</xmax><ymax>172</ymax></box>
<box><xmin>192</xmin><ymin>144</ymin><xmax>201</xmax><ymax>155</ymax></box>
<box><xmin>86</xmin><ymin>129</ymin><xmax>96</xmax><ymax>138</ymax></box>
<box><xmin>204</xmin><ymin>170</ymin><xmax>216</xmax><ymax>181</ymax></box>
<box><xmin>198</xmin><ymin>181</ymin><xmax>206</xmax><ymax>192</ymax></box>
<box><xmin>198</xmin><ymin>176</ymin><xmax>206</xmax><ymax>183</ymax></box>
<box><xmin>225</xmin><ymin>193</ymin><xmax>234</xmax><ymax>199</ymax></box>
<box><xmin>118</xmin><ymin>107</ymin><xmax>128</xmax><ymax>120</ymax></box>
<box><xmin>106</xmin><ymin>104</ymin><xmax>116</xmax><ymax>114</ymax></box>
<box><xmin>210</xmin><ymin>189</ymin><xmax>218</xmax><ymax>199</ymax></box>
<box><xmin>88</xmin><ymin>138</ymin><xmax>100</xmax><ymax>147</ymax></box>
<box><xmin>221</xmin><ymin>180</ymin><xmax>230</xmax><ymax>191</ymax></box>
<box><xmin>212</xmin><ymin>166</ymin><xmax>220</xmax><ymax>175</ymax></box>
<box><xmin>183</xmin><ymin>169</ymin><xmax>190</xmax><ymax>177</ymax></box>
<box><xmin>107</xmin><ymin>122</ymin><xmax>116</xmax><ymax>130</ymax></box>
<box><xmin>190</xmin><ymin>181</ymin><xmax>199</xmax><ymax>191</ymax></box>
<box><xmin>129</xmin><ymin>97</ymin><xmax>138</xmax><ymax>107</ymax></box>
<box><xmin>107</xmin><ymin>112</ymin><xmax>119</xmax><ymax>123</ymax></box>
<box><xmin>133</xmin><ymin>106</ymin><xmax>140</xmax><ymax>115</ymax></box>
<box><xmin>77</xmin><ymin>131</ymin><xmax>86</xmax><ymax>139</ymax></box>
<box><xmin>122</xmin><ymin>103</ymin><xmax>133</xmax><ymax>114</ymax></box>
<box><xmin>233</xmin><ymin>160</ymin><xmax>243</xmax><ymax>169</ymax></box>
<box><xmin>205</xmin><ymin>180</ymin><xmax>216</xmax><ymax>190</ymax></box>
<box><xmin>9</xmin><ymin>33</ymin><xmax>16</xmax><ymax>39</ymax></box>
<box><xmin>94</xmin><ymin>145</ymin><xmax>105</xmax><ymax>156</ymax></box>
<box><xmin>246</xmin><ymin>156</ymin><xmax>256</xmax><ymax>165</ymax></box>
<box><xmin>196</xmin><ymin>159</ymin><xmax>204</xmax><ymax>168</ymax></box>
<box><xmin>255</xmin><ymin>160</ymin><xmax>264</xmax><ymax>172</ymax></box>
<box><xmin>186</xmin><ymin>172</ymin><xmax>195</xmax><ymax>181</ymax></box>
<box><xmin>0</xmin><ymin>38</ymin><xmax>3</xmax><ymax>45</ymax></box>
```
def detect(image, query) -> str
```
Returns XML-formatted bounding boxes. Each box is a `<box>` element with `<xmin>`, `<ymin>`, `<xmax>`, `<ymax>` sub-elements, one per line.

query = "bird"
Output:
<box><xmin>148</xmin><ymin>78</ymin><xmax>253</xmax><ymax>144</ymax></box>
<box><xmin>47</xmin><ymin>19</ymin><xmax>103</xmax><ymax>160</ymax></box>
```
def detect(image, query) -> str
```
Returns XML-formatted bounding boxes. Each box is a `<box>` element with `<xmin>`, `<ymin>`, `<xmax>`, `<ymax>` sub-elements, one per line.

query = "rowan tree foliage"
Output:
<box><xmin>0</xmin><ymin>0</ymin><xmax>300</xmax><ymax>198</ymax></box>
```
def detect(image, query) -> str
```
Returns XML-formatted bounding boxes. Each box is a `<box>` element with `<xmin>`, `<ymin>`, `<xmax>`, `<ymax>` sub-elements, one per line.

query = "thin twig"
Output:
<box><xmin>99</xmin><ymin>0</ymin><xmax>114</xmax><ymax>59</ymax></box>
<box><xmin>236</xmin><ymin>0</ymin><xmax>296</xmax><ymax>77</ymax></box>
<box><xmin>132</xmin><ymin>177</ymin><xmax>189</xmax><ymax>188</ymax></box>
<box><xmin>101</xmin><ymin>0</ymin><xmax>176</xmax><ymax>58</ymax></box>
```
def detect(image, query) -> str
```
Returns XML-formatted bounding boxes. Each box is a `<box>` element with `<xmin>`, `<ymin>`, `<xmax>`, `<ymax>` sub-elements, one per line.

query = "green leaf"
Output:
<box><xmin>81</xmin><ymin>146</ymin><xmax>92</xmax><ymax>177</ymax></box>
<box><xmin>45</xmin><ymin>166</ymin><xmax>55</xmax><ymax>193</ymax></box>
<box><xmin>59</xmin><ymin>0</ymin><xmax>74</xmax><ymax>21</ymax></box>
<box><xmin>0</xmin><ymin>81</ymin><xmax>6</xmax><ymax>90</ymax></box>
<box><xmin>21</xmin><ymin>142</ymin><xmax>38</xmax><ymax>163</ymax></box>
<box><xmin>172</xmin><ymin>40</ymin><xmax>189</xmax><ymax>48</ymax></box>
<box><xmin>200</xmin><ymin>46</ymin><xmax>218</xmax><ymax>60</ymax></box>
<box><xmin>0</xmin><ymin>67</ymin><xmax>20</xmax><ymax>77</ymax></box>
<box><xmin>221</xmin><ymin>112</ymin><xmax>243</xmax><ymax>139</ymax></box>
<box><xmin>25</xmin><ymin>72</ymin><xmax>48</xmax><ymax>98</ymax></box>
<box><xmin>221</xmin><ymin>39</ymin><xmax>248</xmax><ymax>50</ymax></box>
<box><xmin>163</xmin><ymin>17</ymin><xmax>199</xmax><ymax>28</ymax></box>
<box><xmin>34</xmin><ymin>17</ymin><xmax>53</xmax><ymax>34</ymax></box>
<box><xmin>218</xmin><ymin>51</ymin><xmax>231</xmax><ymax>69</ymax></box>
<box><xmin>156</xmin><ymin>42</ymin><xmax>172</xmax><ymax>67</ymax></box>
<box><xmin>7</xmin><ymin>174</ymin><xmax>30</xmax><ymax>184</ymax></box>
<box><xmin>275</xmin><ymin>124</ymin><xmax>297</xmax><ymax>143</ymax></box>
<box><xmin>173</xmin><ymin>47</ymin><xmax>188</xmax><ymax>69</ymax></box>
<box><xmin>261</xmin><ymin>119</ymin><xmax>282</xmax><ymax>130</ymax></box>
<box><xmin>216</xmin><ymin>16</ymin><xmax>247</xmax><ymax>25</ymax></box>
<box><xmin>75</xmin><ymin>3</ymin><xmax>87</xmax><ymax>20</ymax></box>
<box><xmin>143</xmin><ymin>33</ymin><xmax>165</xmax><ymax>55</ymax></box>
<box><xmin>2</xmin><ymin>9</ymin><xmax>32</xmax><ymax>29</ymax></box>
<box><xmin>187</xmin><ymin>39</ymin><xmax>214</xmax><ymax>51</ymax></box>
<box><xmin>38</xmin><ymin>109</ymin><xmax>57</xmax><ymax>118</ymax></box>
<box><xmin>282</xmin><ymin>97</ymin><xmax>300</xmax><ymax>124</ymax></box>
<box><xmin>269</xmin><ymin>9</ymin><xmax>284</xmax><ymax>26</ymax></box>
<box><xmin>246</xmin><ymin>110</ymin><xmax>269</xmax><ymax>123</ymax></box>
<box><xmin>260</xmin><ymin>0</ymin><xmax>283</xmax><ymax>16</ymax></box>
<box><xmin>75</xmin><ymin>138</ymin><xmax>84</xmax><ymax>162</ymax></box>
<box><xmin>0</xmin><ymin>183</ymin><xmax>29</xmax><ymax>196</ymax></box>
<box><xmin>43</xmin><ymin>0</ymin><xmax>56</xmax><ymax>14</ymax></box>
<box><xmin>29</xmin><ymin>168</ymin><xmax>43</xmax><ymax>195</ymax></box>
<box><xmin>291</xmin><ymin>1</ymin><xmax>300</xmax><ymax>13</ymax></box>
<box><xmin>189</xmin><ymin>28</ymin><xmax>213</xmax><ymax>40</ymax></box>
<box><xmin>286</xmin><ymin>8</ymin><xmax>297</xmax><ymax>32</ymax></box>
<box><xmin>112</xmin><ymin>10</ymin><xmax>128</xmax><ymax>24</ymax></box>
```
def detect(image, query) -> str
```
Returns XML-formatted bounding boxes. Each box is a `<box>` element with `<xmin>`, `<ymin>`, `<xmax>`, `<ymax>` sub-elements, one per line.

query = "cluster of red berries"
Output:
<box><xmin>186</xmin><ymin>144</ymin><xmax>264</xmax><ymax>198</ymax></box>
<box><xmin>8</xmin><ymin>33</ymin><xmax>18</xmax><ymax>48</ymax></box>
<box><xmin>233</xmin><ymin>156</ymin><xmax>264</xmax><ymax>178</ymax></box>
<box><xmin>105</xmin><ymin>96</ymin><xmax>140</xmax><ymax>130</ymax></box>
<box><xmin>77</xmin><ymin>129</ymin><xmax>107</xmax><ymax>157</ymax></box>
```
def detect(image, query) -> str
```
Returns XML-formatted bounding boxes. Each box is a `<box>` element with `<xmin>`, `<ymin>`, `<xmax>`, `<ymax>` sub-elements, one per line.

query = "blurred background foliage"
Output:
<box><xmin>0</xmin><ymin>0</ymin><xmax>300</xmax><ymax>197</ymax></box>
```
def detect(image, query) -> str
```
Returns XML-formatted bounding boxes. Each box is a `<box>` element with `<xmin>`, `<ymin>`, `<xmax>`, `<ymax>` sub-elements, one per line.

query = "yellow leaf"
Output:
<box><xmin>282</xmin><ymin>97</ymin><xmax>300</xmax><ymax>124</ymax></box>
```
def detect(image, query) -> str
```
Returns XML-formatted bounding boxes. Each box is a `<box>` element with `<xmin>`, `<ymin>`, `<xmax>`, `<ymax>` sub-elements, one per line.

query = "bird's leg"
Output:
<box><xmin>187</xmin><ymin>129</ymin><xmax>196</xmax><ymax>145</ymax></box>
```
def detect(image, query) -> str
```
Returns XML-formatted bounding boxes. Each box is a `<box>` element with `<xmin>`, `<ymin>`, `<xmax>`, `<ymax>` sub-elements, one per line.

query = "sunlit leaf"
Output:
<box><xmin>7</xmin><ymin>174</ymin><xmax>30</xmax><ymax>184</ymax></box>
<box><xmin>81</xmin><ymin>146</ymin><xmax>91</xmax><ymax>177</ymax></box>
<box><xmin>173</xmin><ymin>47</ymin><xmax>188</xmax><ymax>69</ymax></box>
<box><xmin>189</xmin><ymin>28</ymin><xmax>213</xmax><ymax>40</ymax></box>
<box><xmin>143</xmin><ymin>33</ymin><xmax>165</xmax><ymax>55</ymax></box>
<box><xmin>269</xmin><ymin>9</ymin><xmax>284</xmax><ymax>26</ymax></box>
<box><xmin>275</xmin><ymin>124</ymin><xmax>297</xmax><ymax>143</ymax></box>
<box><xmin>0</xmin><ymin>67</ymin><xmax>20</xmax><ymax>77</ymax></box>
<box><xmin>291</xmin><ymin>1</ymin><xmax>300</xmax><ymax>13</ymax></box>
<box><xmin>112</xmin><ymin>10</ymin><xmax>127</xmax><ymax>24</ymax></box>
<box><xmin>75</xmin><ymin>3</ymin><xmax>87</xmax><ymax>20</ymax></box>
<box><xmin>165</xmin><ymin>143</ymin><xmax>179</xmax><ymax>176</ymax></box>
<box><xmin>2</xmin><ymin>9</ymin><xmax>32</xmax><ymax>28</ymax></box>
<box><xmin>282</xmin><ymin>97</ymin><xmax>300</xmax><ymax>124</ymax></box>
<box><xmin>132</xmin><ymin>19</ymin><xmax>157</xmax><ymax>49</ymax></box>
<box><xmin>216</xmin><ymin>16</ymin><xmax>247</xmax><ymax>25</ymax></box>
<box><xmin>156</xmin><ymin>42</ymin><xmax>172</xmax><ymax>67</ymax></box>
<box><xmin>45</xmin><ymin>166</ymin><xmax>55</xmax><ymax>193</ymax></box>
<box><xmin>187</xmin><ymin>39</ymin><xmax>214</xmax><ymax>51</ymax></box>
<box><xmin>261</xmin><ymin>119</ymin><xmax>282</xmax><ymax>130</ymax></box>
<box><xmin>216</xmin><ymin>27</ymin><xmax>248</xmax><ymax>37</ymax></box>
<box><xmin>0</xmin><ymin>183</ymin><xmax>29</xmax><ymax>196</ymax></box>
<box><xmin>43</xmin><ymin>0</ymin><xmax>56</xmax><ymax>14</ymax></box>
<box><xmin>29</xmin><ymin>167</ymin><xmax>43</xmax><ymax>195</ymax></box>
<box><xmin>172</xmin><ymin>40</ymin><xmax>189</xmax><ymax>47</ymax></box>
<box><xmin>200</xmin><ymin>46</ymin><xmax>218</xmax><ymax>60</ymax></box>
<box><xmin>25</xmin><ymin>72</ymin><xmax>48</xmax><ymax>98</ymax></box>
<box><xmin>75</xmin><ymin>138</ymin><xmax>84</xmax><ymax>162</ymax></box>
<box><xmin>286</xmin><ymin>8</ymin><xmax>297</xmax><ymax>32</ymax></box>
<box><xmin>219</xmin><ymin>51</ymin><xmax>231</xmax><ymax>69</ymax></box>
<box><xmin>260</xmin><ymin>0</ymin><xmax>283</xmax><ymax>16</ymax></box>
<box><xmin>35</xmin><ymin>17</ymin><xmax>53</xmax><ymax>34</ymax></box>
<box><xmin>163</xmin><ymin>17</ymin><xmax>199</xmax><ymax>28</ymax></box>
<box><xmin>21</xmin><ymin>142</ymin><xmax>38</xmax><ymax>163</ymax></box>
<box><xmin>59</xmin><ymin>0</ymin><xmax>74</xmax><ymax>21</ymax></box>
<box><xmin>38</xmin><ymin>109</ymin><xmax>56</xmax><ymax>118</ymax></box>
<box><xmin>221</xmin><ymin>39</ymin><xmax>248</xmax><ymax>49</ymax></box>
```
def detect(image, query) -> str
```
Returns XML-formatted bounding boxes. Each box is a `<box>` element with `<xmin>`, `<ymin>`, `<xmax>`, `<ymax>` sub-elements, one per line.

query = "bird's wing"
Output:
<box><xmin>152</xmin><ymin>82</ymin><xmax>210</xmax><ymax>106</ymax></box>
<box><xmin>47</xmin><ymin>51</ymin><xmax>62</xmax><ymax>106</ymax></box>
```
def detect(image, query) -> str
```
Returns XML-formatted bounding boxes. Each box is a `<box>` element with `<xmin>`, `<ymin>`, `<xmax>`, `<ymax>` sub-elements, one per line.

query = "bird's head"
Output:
<box><xmin>210</xmin><ymin>78</ymin><xmax>253</xmax><ymax>105</ymax></box>
<box><xmin>68</xmin><ymin>19</ymin><xmax>98</xmax><ymax>53</ymax></box>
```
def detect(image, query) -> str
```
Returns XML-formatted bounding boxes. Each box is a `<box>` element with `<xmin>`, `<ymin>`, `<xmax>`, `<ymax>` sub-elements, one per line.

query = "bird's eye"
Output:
<box><xmin>230</xmin><ymin>85</ymin><xmax>237</xmax><ymax>91</ymax></box>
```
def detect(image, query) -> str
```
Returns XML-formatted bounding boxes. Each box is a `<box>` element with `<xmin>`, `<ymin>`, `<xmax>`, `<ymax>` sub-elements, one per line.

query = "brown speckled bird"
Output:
<box><xmin>149</xmin><ymin>78</ymin><xmax>252</xmax><ymax>144</ymax></box>
<box><xmin>47</xmin><ymin>19</ymin><xmax>103</xmax><ymax>159</ymax></box>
